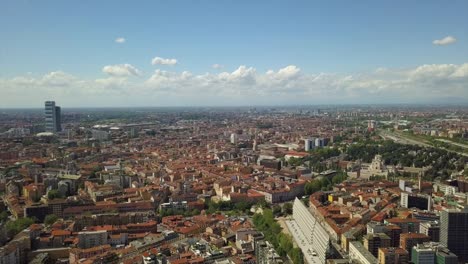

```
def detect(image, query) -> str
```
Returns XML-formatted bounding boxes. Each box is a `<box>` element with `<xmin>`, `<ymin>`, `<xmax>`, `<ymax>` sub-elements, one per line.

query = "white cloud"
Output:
<box><xmin>151</xmin><ymin>57</ymin><xmax>177</xmax><ymax>66</ymax></box>
<box><xmin>267</xmin><ymin>65</ymin><xmax>301</xmax><ymax>80</ymax></box>
<box><xmin>451</xmin><ymin>63</ymin><xmax>468</xmax><ymax>78</ymax></box>
<box><xmin>41</xmin><ymin>71</ymin><xmax>77</xmax><ymax>86</ymax></box>
<box><xmin>1</xmin><ymin>63</ymin><xmax>468</xmax><ymax>107</ymax></box>
<box><xmin>212</xmin><ymin>64</ymin><xmax>223</xmax><ymax>69</ymax></box>
<box><xmin>115</xmin><ymin>37</ymin><xmax>126</xmax><ymax>43</ymax></box>
<box><xmin>433</xmin><ymin>36</ymin><xmax>457</xmax><ymax>46</ymax></box>
<box><xmin>102</xmin><ymin>64</ymin><xmax>142</xmax><ymax>77</ymax></box>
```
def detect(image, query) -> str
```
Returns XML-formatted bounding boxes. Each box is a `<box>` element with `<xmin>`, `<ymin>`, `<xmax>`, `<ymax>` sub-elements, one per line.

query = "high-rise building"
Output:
<box><xmin>419</xmin><ymin>221</ymin><xmax>440</xmax><ymax>242</ymax></box>
<box><xmin>44</xmin><ymin>101</ymin><xmax>62</xmax><ymax>133</ymax></box>
<box><xmin>230</xmin><ymin>133</ymin><xmax>238</xmax><ymax>144</ymax></box>
<box><xmin>292</xmin><ymin>198</ymin><xmax>330</xmax><ymax>263</ymax></box>
<box><xmin>440</xmin><ymin>208</ymin><xmax>468</xmax><ymax>263</ymax></box>
<box><xmin>385</xmin><ymin>225</ymin><xmax>403</xmax><ymax>247</ymax></box>
<box><xmin>304</xmin><ymin>138</ymin><xmax>315</xmax><ymax>151</ymax></box>
<box><xmin>315</xmin><ymin>138</ymin><xmax>325</xmax><ymax>147</ymax></box>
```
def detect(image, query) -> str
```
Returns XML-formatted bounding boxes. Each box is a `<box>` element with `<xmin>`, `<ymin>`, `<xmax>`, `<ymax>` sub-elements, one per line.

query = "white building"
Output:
<box><xmin>315</xmin><ymin>138</ymin><xmax>325</xmax><ymax>147</ymax></box>
<box><xmin>304</xmin><ymin>138</ymin><xmax>315</xmax><ymax>151</ymax></box>
<box><xmin>349</xmin><ymin>241</ymin><xmax>378</xmax><ymax>264</ymax></box>
<box><xmin>292</xmin><ymin>198</ymin><xmax>330</xmax><ymax>264</ymax></box>
<box><xmin>230</xmin><ymin>133</ymin><xmax>238</xmax><ymax>144</ymax></box>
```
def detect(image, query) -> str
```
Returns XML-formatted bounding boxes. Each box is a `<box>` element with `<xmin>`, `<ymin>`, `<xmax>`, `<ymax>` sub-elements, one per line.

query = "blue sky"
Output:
<box><xmin>1</xmin><ymin>0</ymin><xmax>467</xmax><ymax>107</ymax></box>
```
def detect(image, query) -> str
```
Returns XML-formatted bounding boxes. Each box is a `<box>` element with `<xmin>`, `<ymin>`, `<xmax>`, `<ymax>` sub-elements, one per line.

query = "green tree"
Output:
<box><xmin>44</xmin><ymin>214</ymin><xmax>58</xmax><ymax>226</ymax></box>
<box><xmin>252</xmin><ymin>209</ymin><xmax>303</xmax><ymax>264</ymax></box>
<box><xmin>283</xmin><ymin>202</ymin><xmax>293</xmax><ymax>215</ymax></box>
<box><xmin>0</xmin><ymin>211</ymin><xmax>8</xmax><ymax>223</ymax></box>
<box><xmin>5</xmin><ymin>217</ymin><xmax>34</xmax><ymax>237</ymax></box>
<box><xmin>304</xmin><ymin>180</ymin><xmax>322</xmax><ymax>195</ymax></box>
<box><xmin>47</xmin><ymin>189</ymin><xmax>63</xmax><ymax>200</ymax></box>
<box><xmin>272</xmin><ymin>205</ymin><xmax>282</xmax><ymax>216</ymax></box>
<box><xmin>288</xmin><ymin>157</ymin><xmax>303</xmax><ymax>167</ymax></box>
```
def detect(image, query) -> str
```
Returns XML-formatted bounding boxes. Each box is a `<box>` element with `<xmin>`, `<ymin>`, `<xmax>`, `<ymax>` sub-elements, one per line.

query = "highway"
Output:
<box><xmin>379</xmin><ymin>131</ymin><xmax>431</xmax><ymax>147</ymax></box>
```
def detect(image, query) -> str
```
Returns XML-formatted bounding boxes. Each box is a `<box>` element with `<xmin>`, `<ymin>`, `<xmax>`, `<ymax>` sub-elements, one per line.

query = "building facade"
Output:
<box><xmin>440</xmin><ymin>208</ymin><xmax>468</xmax><ymax>263</ymax></box>
<box><xmin>44</xmin><ymin>101</ymin><xmax>61</xmax><ymax>133</ymax></box>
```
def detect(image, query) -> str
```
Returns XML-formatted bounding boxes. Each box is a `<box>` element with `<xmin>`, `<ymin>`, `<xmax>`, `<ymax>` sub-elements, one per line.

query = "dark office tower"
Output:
<box><xmin>440</xmin><ymin>208</ymin><xmax>468</xmax><ymax>263</ymax></box>
<box><xmin>55</xmin><ymin>106</ymin><xmax>61</xmax><ymax>132</ymax></box>
<box><xmin>44</xmin><ymin>101</ymin><xmax>62</xmax><ymax>133</ymax></box>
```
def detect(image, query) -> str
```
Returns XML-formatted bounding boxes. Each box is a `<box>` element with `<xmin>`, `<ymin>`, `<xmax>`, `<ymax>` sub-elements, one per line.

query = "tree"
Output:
<box><xmin>5</xmin><ymin>217</ymin><xmax>34</xmax><ymax>237</ymax></box>
<box><xmin>291</xmin><ymin>247</ymin><xmax>304</xmax><ymax>264</ymax></box>
<box><xmin>253</xmin><ymin>209</ymin><xmax>303</xmax><ymax>264</ymax></box>
<box><xmin>0</xmin><ymin>211</ymin><xmax>8</xmax><ymax>223</ymax></box>
<box><xmin>272</xmin><ymin>205</ymin><xmax>282</xmax><ymax>216</ymax></box>
<box><xmin>283</xmin><ymin>202</ymin><xmax>293</xmax><ymax>215</ymax></box>
<box><xmin>47</xmin><ymin>189</ymin><xmax>63</xmax><ymax>200</ymax></box>
<box><xmin>234</xmin><ymin>201</ymin><xmax>251</xmax><ymax>212</ymax></box>
<box><xmin>304</xmin><ymin>180</ymin><xmax>322</xmax><ymax>195</ymax></box>
<box><xmin>44</xmin><ymin>214</ymin><xmax>58</xmax><ymax>226</ymax></box>
<box><xmin>288</xmin><ymin>157</ymin><xmax>303</xmax><ymax>167</ymax></box>
<box><xmin>332</xmin><ymin>172</ymin><xmax>348</xmax><ymax>185</ymax></box>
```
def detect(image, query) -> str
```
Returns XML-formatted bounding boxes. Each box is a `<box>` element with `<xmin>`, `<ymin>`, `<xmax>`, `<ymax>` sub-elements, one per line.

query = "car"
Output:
<box><xmin>312</xmin><ymin>251</ymin><xmax>317</xmax><ymax>256</ymax></box>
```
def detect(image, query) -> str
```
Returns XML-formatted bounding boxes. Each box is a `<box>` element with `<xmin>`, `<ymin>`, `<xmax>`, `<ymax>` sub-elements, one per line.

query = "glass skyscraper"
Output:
<box><xmin>44</xmin><ymin>101</ymin><xmax>62</xmax><ymax>133</ymax></box>
<box><xmin>440</xmin><ymin>208</ymin><xmax>468</xmax><ymax>263</ymax></box>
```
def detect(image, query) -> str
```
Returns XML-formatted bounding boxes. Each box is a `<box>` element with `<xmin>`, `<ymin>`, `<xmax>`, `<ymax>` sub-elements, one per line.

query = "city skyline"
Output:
<box><xmin>1</xmin><ymin>0</ymin><xmax>468</xmax><ymax>107</ymax></box>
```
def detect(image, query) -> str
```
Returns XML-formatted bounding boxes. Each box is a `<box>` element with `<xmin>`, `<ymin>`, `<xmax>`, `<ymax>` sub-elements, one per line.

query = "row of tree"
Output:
<box><xmin>253</xmin><ymin>209</ymin><xmax>304</xmax><ymax>264</ymax></box>
<box><xmin>304</xmin><ymin>171</ymin><xmax>348</xmax><ymax>195</ymax></box>
<box><xmin>346</xmin><ymin>140</ymin><xmax>467</xmax><ymax>180</ymax></box>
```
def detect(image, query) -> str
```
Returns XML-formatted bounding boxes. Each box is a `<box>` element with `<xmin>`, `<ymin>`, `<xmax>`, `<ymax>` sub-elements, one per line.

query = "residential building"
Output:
<box><xmin>378</xmin><ymin>247</ymin><xmax>409</xmax><ymax>264</ymax></box>
<box><xmin>292</xmin><ymin>197</ymin><xmax>330</xmax><ymax>263</ymax></box>
<box><xmin>399</xmin><ymin>233</ymin><xmax>430</xmax><ymax>258</ymax></box>
<box><xmin>77</xmin><ymin>230</ymin><xmax>108</xmax><ymax>249</ymax></box>
<box><xmin>364</xmin><ymin>233</ymin><xmax>391</xmax><ymax>257</ymax></box>
<box><xmin>349</xmin><ymin>241</ymin><xmax>378</xmax><ymax>264</ymax></box>
<box><xmin>255</xmin><ymin>240</ymin><xmax>283</xmax><ymax>264</ymax></box>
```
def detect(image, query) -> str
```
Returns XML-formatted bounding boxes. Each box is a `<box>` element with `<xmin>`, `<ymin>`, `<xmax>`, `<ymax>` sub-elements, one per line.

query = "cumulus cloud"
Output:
<box><xmin>1</xmin><ymin>63</ymin><xmax>468</xmax><ymax>107</ymax></box>
<box><xmin>151</xmin><ymin>57</ymin><xmax>177</xmax><ymax>66</ymax></box>
<box><xmin>41</xmin><ymin>71</ymin><xmax>77</xmax><ymax>86</ymax></box>
<box><xmin>267</xmin><ymin>65</ymin><xmax>301</xmax><ymax>79</ymax></box>
<box><xmin>212</xmin><ymin>64</ymin><xmax>223</xmax><ymax>69</ymax></box>
<box><xmin>433</xmin><ymin>36</ymin><xmax>457</xmax><ymax>46</ymax></box>
<box><xmin>102</xmin><ymin>64</ymin><xmax>142</xmax><ymax>77</ymax></box>
<box><xmin>115</xmin><ymin>37</ymin><xmax>126</xmax><ymax>43</ymax></box>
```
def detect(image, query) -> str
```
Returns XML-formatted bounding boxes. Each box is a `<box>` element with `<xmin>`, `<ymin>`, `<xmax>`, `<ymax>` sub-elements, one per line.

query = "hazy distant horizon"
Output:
<box><xmin>2</xmin><ymin>102</ymin><xmax>468</xmax><ymax>112</ymax></box>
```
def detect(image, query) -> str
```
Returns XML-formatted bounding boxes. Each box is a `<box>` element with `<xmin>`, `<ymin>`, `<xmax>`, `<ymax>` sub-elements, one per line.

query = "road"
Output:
<box><xmin>379</xmin><ymin>131</ymin><xmax>431</xmax><ymax>147</ymax></box>
<box><xmin>435</xmin><ymin>138</ymin><xmax>468</xmax><ymax>149</ymax></box>
<box><xmin>380</xmin><ymin>130</ymin><xmax>468</xmax><ymax>157</ymax></box>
